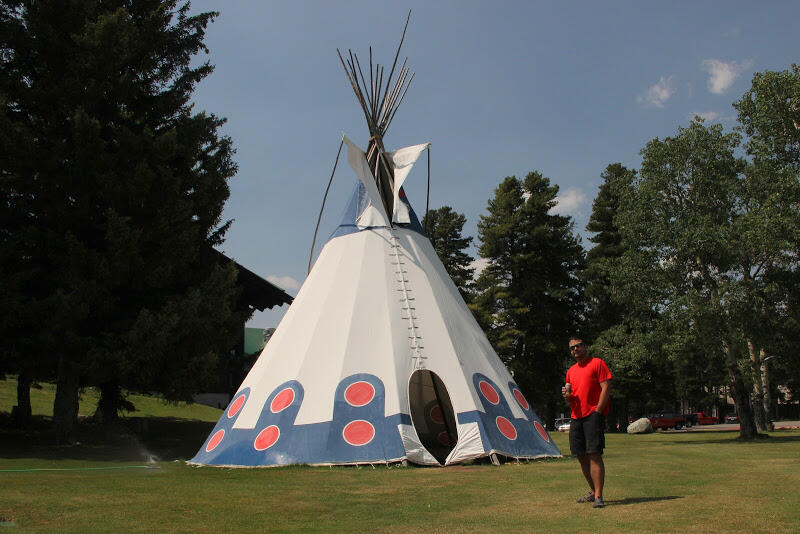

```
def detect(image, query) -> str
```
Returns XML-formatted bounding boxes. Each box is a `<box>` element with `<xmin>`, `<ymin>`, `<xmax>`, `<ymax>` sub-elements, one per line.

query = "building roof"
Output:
<box><xmin>212</xmin><ymin>249</ymin><xmax>293</xmax><ymax>311</ymax></box>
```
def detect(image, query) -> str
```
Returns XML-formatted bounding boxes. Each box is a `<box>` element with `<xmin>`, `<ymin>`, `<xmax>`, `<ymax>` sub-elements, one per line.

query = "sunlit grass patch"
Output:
<box><xmin>0</xmin><ymin>376</ymin><xmax>222</xmax><ymax>421</ymax></box>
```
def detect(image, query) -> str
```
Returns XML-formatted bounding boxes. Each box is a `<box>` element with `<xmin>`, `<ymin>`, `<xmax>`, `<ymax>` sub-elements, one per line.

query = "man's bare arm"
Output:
<box><xmin>595</xmin><ymin>380</ymin><xmax>611</xmax><ymax>414</ymax></box>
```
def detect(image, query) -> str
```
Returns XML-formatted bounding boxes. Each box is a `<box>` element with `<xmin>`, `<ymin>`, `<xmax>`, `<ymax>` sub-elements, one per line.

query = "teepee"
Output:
<box><xmin>190</xmin><ymin>23</ymin><xmax>561</xmax><ymax>467</ymax></box>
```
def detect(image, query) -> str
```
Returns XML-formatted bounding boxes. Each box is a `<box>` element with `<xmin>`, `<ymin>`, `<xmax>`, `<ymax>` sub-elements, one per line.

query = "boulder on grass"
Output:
<box><xmin>627</xmin><ymin>417</ymin><xmax>653</xmax><ymax>434</ymax></box>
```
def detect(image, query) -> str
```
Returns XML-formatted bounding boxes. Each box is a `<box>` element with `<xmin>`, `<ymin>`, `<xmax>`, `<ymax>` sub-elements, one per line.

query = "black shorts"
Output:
<box><xmin>569</xmin><ymin>412</ymin><xmax>605</xmax><ymax>456</ymax></box>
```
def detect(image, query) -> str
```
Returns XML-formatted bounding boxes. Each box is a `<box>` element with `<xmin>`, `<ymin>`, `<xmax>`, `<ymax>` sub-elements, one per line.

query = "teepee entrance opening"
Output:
<box><xmin>408</xmin><ymin>370</ymin><xmax>458</xmax><ymax>464</ymax></box>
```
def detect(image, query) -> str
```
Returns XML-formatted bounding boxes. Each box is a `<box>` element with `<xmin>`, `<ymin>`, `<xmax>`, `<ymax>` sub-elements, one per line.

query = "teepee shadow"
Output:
<box><xmin>605</xmin><ymin>496</ymin><xmax>682</xmax><ymax>506</ymax></box>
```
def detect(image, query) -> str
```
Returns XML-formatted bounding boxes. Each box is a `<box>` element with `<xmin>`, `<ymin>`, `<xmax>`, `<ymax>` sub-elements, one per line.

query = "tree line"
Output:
<box><xmin>423</xmin><ymin>65</ymin><xmax>800</xmax><ymax>439</ymax></box>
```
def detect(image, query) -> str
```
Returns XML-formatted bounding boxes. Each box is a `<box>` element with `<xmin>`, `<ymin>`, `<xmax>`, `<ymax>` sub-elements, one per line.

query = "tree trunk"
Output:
<box><xmin>94</xmin><ymin>382</ymin><xmax>121</xmax><ymax>424</ymax></box>
<box><xmin>606</xmin><ymin>399</ymin><xmax>617</xmax><ymax>432</ymax></box>
<box><xmin>760</xmin><ymin>348</ymin><xmax>774</xmax><ymax>431</ymax></box>
<box><xmin>11</xmin><ymin>371</ymin><xmax>33</xmax><ymax>428</ymax></box>
<box><xmin>622</xmin><ymin>397</ymin><xmax>630</xmax><ymax>431</ymax></box>
<box><xmin>607</xmin><ymin>397</ymin><xmax>627</xmax><ymax>432</ymax></box>
<box><xmin>545</xmin><ymin>399</ymin><xmax>557</xmax><ymax>433</ymax></box>
<box><xmin>746</xmin><ymin>339</ymin><xmax>768</xmax><ymax>431</ymax></box>
<box><xmin>723</xmin><ymin>336</ymin><xmax>758</xmax><ymax>439</ymax></box>
<box><xmin>53</xmin><ymin>355</ymin><xmax>79</xmax><ymax>444</ymax></box>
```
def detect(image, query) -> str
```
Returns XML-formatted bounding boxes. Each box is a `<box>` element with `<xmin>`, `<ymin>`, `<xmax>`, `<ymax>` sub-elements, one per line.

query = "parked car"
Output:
<box><xmin>693</xmin><ymin>412</ymin><xmax>717</xmax><ymax>425</ymax></box>
<box><xmin>684</xmin><ymin>412</ymin><xmax>716</xmax><ymax>426</ymax></box>
<box><xmin>555</xmin><ymin>418</ymin><xmax>571</xmax><ymax>432</ymax></box>
<box><xmin>725</xmin><ymin>414</ymin><xmax>739</xmax><ymax>423</ymax></box>
<box><xmin>647</xmin><ymin>412</ymin><xmax>686</xmax><ymax>430</ymax></box>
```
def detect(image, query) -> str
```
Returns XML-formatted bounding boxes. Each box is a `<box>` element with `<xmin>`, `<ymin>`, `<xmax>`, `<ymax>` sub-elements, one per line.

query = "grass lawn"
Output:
<box><xmin>0</xmin><ymin>376</ymin><xmax>222</xmax><ymax>422</ymax></box>
<box><xmin>1</xmin><ymin>377</ymin><xmax>798</xmax><ymax>532</ymax></box>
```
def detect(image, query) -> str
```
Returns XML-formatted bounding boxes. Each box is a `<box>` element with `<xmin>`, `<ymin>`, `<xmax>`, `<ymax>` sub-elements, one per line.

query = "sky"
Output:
<box><xmin>186</xmin><ymin>1</ymin><xmax>800</xmax><ymax>329</ymax></box>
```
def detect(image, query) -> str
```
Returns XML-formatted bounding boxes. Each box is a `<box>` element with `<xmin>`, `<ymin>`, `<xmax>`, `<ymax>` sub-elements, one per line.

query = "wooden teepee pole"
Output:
<box><xmin>336</xmin><ymin>11</ymin><xmax>414</xmax><ymax>221</ymax></box>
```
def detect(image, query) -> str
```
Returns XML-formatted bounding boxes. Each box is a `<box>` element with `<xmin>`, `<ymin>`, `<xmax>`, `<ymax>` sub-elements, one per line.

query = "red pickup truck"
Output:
<box><xmin>647</xmin><ymin>413</ymin><xmax>686</xmax><ymax>430</ymax></box>
<box><xmin>687</xmin><ymin>412</ymin><xmax>716</xmax><ymax>425</ymax></box>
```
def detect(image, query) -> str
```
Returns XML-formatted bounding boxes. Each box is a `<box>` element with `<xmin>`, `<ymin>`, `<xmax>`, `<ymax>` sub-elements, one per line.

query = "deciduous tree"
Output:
<box><xmin>734</xmin><ymin>64</ymin><xmax>800</xmax><ymax>170</ymax></box>
<box><xmin>614</xmin><ymin>118</ymin><xmax>800</xmax><ymax>439</ymax></box>
<box><xmin>734</xmin><ymin>65</ymin><xmax>800</xmax><ymax>429</ymax></box>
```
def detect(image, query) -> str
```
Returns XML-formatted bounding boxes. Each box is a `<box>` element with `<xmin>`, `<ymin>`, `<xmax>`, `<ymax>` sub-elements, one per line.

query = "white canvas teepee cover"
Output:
<box><xmin>190</xmin><ymin>138</ymin><xmax>560</xmax><ymax>467</ymax></box>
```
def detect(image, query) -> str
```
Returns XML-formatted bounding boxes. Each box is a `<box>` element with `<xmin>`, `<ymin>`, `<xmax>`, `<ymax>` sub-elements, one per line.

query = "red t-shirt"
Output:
<box><xmin>566</xmin><ymin>356</ymin><xmax>612</xmax><ymax>419</ymax></box>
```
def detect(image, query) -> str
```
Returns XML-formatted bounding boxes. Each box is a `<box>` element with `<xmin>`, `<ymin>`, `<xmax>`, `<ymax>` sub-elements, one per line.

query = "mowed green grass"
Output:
<box><xmin>0</xmin><ymin>376</ymin><xmax>222</xmax><ymax>422</ymax></box>
<box><xmin>1</xmin><ymin>377</ymin><xmax>799</xmax><ymax>533</ymax></box>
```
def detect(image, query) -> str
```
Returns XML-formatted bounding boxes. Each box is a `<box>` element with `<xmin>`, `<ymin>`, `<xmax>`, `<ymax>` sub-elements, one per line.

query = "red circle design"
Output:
<box><xmin>344</xmin><ymin>381</ymin><xmax>375</xmax><ymax>407</ymax></box>
<box><xmin>437</xmin><ymin>431</ymin><xmax>456</xmax><ymax>446</ymax></box>
<box><xmin>479</xmin><ymin>381</ymin><xmax>500</xmax><ymax>404</ymax></box>
<box><xmin>206</xmin><ymin>429</ymin><xmax>225</xmax><ymax>452</ymax></box>
<box><xmin>534</xmin><ymin>421</ymin><xmax>550</xmax><ymax>442</ymax></box>
<box><xmin>342</xmin><ymin>420</ymin><xmax>375</xmax><ymax>446</ymax></box>
<box><xmin>496</xmin><ymin>416</ymin><xmax>517</xmax><ymax>440</ymax></box>
<box><xmin>227</xmin><ymin>394</ymin><xmax>246</xmax><ymax>418</ymax></box>
<box><xmin>270</xmin><ymin>388</ymin><xmax>294</xmax><ymax>413</ymax></box>
<box><xmin>254</xmin><ymin>425</ymin><xmax>280</xmax><ymax>451</ymax></box>
<box><xmin>430</xmin><ymin>405</ymin><xmax>444</xmax><ymax>425</ymax></box>
<box><xmin>513</xmin><ymin>389</ymin><xmax>530</xmax><ymax>411</ymax></box>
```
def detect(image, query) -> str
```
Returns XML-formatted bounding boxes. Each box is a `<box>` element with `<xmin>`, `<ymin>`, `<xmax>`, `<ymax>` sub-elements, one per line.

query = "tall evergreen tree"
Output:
<box><xmin>1</xmin><ymin>1</ymin><xmax>242</xmax><ymax>441</ymax></box>
<box><xmin>583</xmin><ymin>163</ymin><xmax>632</xmax><ymax>338</ymax></box>
<box><xmin>421</xmin><ymin>206</ymin><xmax>475</xmax><ymax>302</ymax></box>
<box><xmin>582</xmin><ymin>163</ymin><xmax>638</xmax><ymax>429</ymax></box>
<box><xmin>473</xmin><ymin>172</ymin><xmax>584</xmax><ymax>426</ymax></box>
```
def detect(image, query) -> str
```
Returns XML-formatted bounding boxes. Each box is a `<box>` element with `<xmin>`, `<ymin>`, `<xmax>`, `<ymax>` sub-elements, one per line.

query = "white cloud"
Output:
<box><xmin>692</xmin><ymin>110</ymin><xmax>721</xmax><ymax>122</ymax></box>
<box><xmin>702</xmin><ymin>59</ymin><xmax>751</xmax><ymax>95</ymax></box>
<box><xmin>725</xmin><ymin>26</ymin><xmax>741</xmax><ymax>37</ymax></box>
<box><xmin>266</xmin><ymin>275</ymin><xmax>301</xmax><ymax>291</ymax></box>
<box><xmin>637</xmin><ymin>76</ymin><xmax>674</xmax><ymax>108</ymax></box>
<box><xmin>470</xmin><ymin>257</ymin><xmax>490</xmax><ymax>278</ymax></box>
<box><xmin>550</xmin><ymin>187</ymin><xmax>587</xmax><ymax>217</ymax></box>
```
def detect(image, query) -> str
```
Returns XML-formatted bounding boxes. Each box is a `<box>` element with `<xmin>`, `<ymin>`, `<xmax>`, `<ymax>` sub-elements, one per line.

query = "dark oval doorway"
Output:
<box><xmin>408</xmin><ymin>369</ymin><xmax>458</xmax><ymax>465</ymax></box>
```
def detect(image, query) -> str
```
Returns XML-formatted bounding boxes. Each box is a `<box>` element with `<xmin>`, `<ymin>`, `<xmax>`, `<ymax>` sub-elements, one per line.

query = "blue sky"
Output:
<box><xmin>187</xmin><ymin>1</ymin><xmax>800</xmax><ymax>328</ymax></box>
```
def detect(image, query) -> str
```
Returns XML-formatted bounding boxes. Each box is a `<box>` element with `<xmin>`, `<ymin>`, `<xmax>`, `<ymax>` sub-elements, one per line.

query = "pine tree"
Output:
<box><xmin>421</xmin><ymin>206</ymin><xmax>475</xmax><ymax>302</ymax></box>
<box><xmin>1</xmin><ymin>1</ymin><xmax>241</xmax><ymax>440</ymax></box>
<box><xmin>582</xmin><ymin>163</ymin><xmax>634</xmax><ymax>429</ymax></box>
<box><xmin>584</xmin><ymin>163</ymin><xmax>632</xmax><ymax>338</ymax></box>
<box><xmin>474</xmin><ymin>172</ymin><xmax>584</xmax><ymax>425</ymax></box>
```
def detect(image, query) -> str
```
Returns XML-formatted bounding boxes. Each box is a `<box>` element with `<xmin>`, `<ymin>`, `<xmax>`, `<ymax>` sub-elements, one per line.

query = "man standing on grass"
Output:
<box><xmin>562</xmin><ymin>336</ymin><xmax>612</xmax><ymax>509</ymax></box>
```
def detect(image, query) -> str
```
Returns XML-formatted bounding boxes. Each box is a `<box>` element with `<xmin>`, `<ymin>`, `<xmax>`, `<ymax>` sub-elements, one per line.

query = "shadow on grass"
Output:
<box><xmin>606</xmin><ymin>496</ymin><xmax>682</xmax><ymax>506</ymax></box>
<box><xmin>0</xmin><ymin>414</ymin><xmax>214</xmax><ymax>463</ymax></box>
<box><xmin>656</xmin><ymin>433</ymin><xmax>800</xmax><ymax>446</ymax></box>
